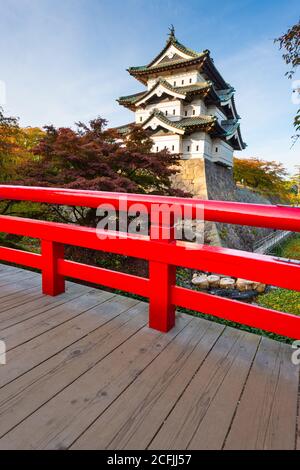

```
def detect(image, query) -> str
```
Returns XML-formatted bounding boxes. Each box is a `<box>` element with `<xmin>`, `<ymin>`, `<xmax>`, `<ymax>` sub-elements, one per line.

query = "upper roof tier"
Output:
<box><xmin>127</xmin><ymin>32</ymin><xmax>229</xmax><ymax>89</ymax></box>
<box><xmin>118</xmin><ymin>78</ymin><xmax>237</xmax><ymax>112</ymax></box>
<box><xmin>115</xmin><ymin>109</ymin><xmax>246</xmax><ymax>151</ymax></box>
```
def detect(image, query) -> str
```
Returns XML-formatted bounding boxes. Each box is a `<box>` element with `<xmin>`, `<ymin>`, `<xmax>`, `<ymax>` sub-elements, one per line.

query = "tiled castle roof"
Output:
<box><xmin>114</xmin><ymin>110</ymin><xmax>246</xmax><ymax>150</ymax></box>
<box><xmin>117</xmin><ymin>79</ymin><xmax>232</xmax><ymax>110</ymax></box>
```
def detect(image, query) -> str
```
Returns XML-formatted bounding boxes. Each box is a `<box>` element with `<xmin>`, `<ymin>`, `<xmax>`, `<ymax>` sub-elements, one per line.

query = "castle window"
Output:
<box><xmin>173</xmin><ymin>81</ymin><xmax>176</xmax><ymax>86</ymax></box>
<box><xmin>215</xmin><ymin>147</ymin><xmax>218</xmax><ymax>153</ymax></box>
<box><xmin>139</xmin><ymin>116</ymin><xmax>143</xmax><ymax>122</ymax></box>
<box><xmin>156</xmin><ymin>146</ymin><xmax>159</xmax><ymax>152</ymax></box>
<box><xmin>165</xmin><ymin>110</ymin><xmax>168</xmax><ymax>116</ymax></box>
<box><xmin>187</xmin><ymin>145</ymin><xmax>190</xmax><ymax>152</ymax></box>
<box><xmin>172</xmin><ymin>145</ymin><xmax>175</xmax><ymax>151</ymax></box>
<box><xmin>189</xmin><ymin>78</ymin><xmax>192</xmax><ymax>83</ymax></box>
<box><xmin>192</xmin><ymin>110</ymin><xmax>195</xmax><ymax>115</ymax></box>
<box><xmin>181</xmin><ymin>79</ymin><xmax>184</xmax><ymax>85</ymax></box>
<box><xmin>173</xmin><ymin>109</ymin><xmax>175</xmax><ymax>115</ymax></box>
<box><xmin>196</xmin><ymin>145</ymin><xmax>199</xmax><ymax>151</ymax></box>
<box><xmin>184</xmin><ymin>110</ymin><xmax>187</xmax><ymax>116</ymax></box>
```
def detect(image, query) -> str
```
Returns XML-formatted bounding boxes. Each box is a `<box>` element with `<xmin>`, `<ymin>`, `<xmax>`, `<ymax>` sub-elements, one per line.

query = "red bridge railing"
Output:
<box><xmin>0</xmin><ymin>185</ymin><xmax>300</xmax><ymax>338</ymax></box>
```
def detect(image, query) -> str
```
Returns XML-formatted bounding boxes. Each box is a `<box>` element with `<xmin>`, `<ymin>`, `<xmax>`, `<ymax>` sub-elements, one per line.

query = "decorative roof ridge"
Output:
<box><xmin>146</xmin><ymin>29</ymin><xmax>202</xmax><ymax>69</ymax></box>
<box><xmin>143</xmin><ymin>109</ymin><xmax>216</xmax><ymax>131</ymax></box>
<box><xmin>175</xmin><ymin>80</ymin><xmax>212</xmax><ymax>93</ymax></box>
<box><xmin>117</xmin><ymin>79</ymin><xmax>212</xmax><ymax>109</ymax></box>
<box><xmin>128</xmin><ymin>52</ymin><xmax>208</xmax><ymax>74</ymax></box>
<box><xmin>132</xmin><ymin>79</ymin><xmax>186</xmax><ymax>107</ymax></box>
<box><xmin>117</xmin><ymin>90</ymin><xmax>146</xmax><ymax>103</ymax></box>
<box><xmin>179</xmin><ymin>114</ymin><xmax>216</xmax><ymax>124</ymax></box>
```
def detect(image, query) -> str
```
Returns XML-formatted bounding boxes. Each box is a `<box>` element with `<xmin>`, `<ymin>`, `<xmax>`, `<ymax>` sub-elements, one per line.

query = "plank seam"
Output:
<box><xmin>0</xmin><ymin>304</ymin><xmax>148</xmax><ymax>440</ymax></box>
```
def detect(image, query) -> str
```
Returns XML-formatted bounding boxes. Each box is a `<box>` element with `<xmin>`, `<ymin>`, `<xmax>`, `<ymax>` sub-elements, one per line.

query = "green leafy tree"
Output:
<box><xmin>275</xmin><ymin>20</ymin><xmax>300</xmax><ymax>143</ymax></box>
<box><xmin>233</xmin><ymin>157</ymin><xmax>289</xmax><ymax>201</ymax></box>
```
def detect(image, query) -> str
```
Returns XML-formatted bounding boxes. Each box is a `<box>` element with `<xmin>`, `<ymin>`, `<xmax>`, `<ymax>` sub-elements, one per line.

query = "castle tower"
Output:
<box><xmin>116</xmin><ymin>28</ymin><xmax>246</xmax><ymax>199</ymax></box>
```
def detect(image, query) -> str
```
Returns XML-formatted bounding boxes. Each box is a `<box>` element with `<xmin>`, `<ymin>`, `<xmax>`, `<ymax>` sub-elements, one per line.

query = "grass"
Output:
<box><xmin>271</xmin><ymin>234</ymin><xmax>300</xmax><ymax>260</ymax></box>
<box><xmin>280</xmin><ymin>235</ymin><xmax>300</xmax><ymax>260</ymax></box>
<box><xmin>257</xmin><ymin>289</ymin><xmax>300</xmax><ymax>315</ymax></box>
<box><xmin>251</xmin><ymin>234</ymin><xmax>300</xmax><ymax>341</ymax></box>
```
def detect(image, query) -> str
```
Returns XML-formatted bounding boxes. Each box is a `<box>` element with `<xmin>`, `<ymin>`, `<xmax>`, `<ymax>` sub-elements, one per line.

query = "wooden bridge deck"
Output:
<box><xmin>0</xmin><ymin>263</ymin><xmax>299</xmax><ymax>450</ymax></box>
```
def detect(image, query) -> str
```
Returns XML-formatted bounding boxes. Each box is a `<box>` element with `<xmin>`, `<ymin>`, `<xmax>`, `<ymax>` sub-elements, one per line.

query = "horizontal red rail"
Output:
<box><xmin>58</xmin><ymin>259</ymin><xmax>150</xmax><ymax>298</ymax></box>
<box><xmin>0</xmin><ymin>185</ymin><xmax>300</xmax><ymax>338</ymax></box>
<box><xmin>172</xmin><ymin>286</ymin><xmax>300</xmax><ymax>339</ymax></box>
<box><xmin>1</xmin><ymin>185</ymin><xmax>300</xmax><ymax>231</ymax></box>
<box><xmin>0</xmin><ymin>215</ymin><xmax>299</xmax><ymax>291</ymax></box>
<box><xmin>0</xmin><ymin>246</ymin><xmax>42</xmax><ymax>269</ymax></box>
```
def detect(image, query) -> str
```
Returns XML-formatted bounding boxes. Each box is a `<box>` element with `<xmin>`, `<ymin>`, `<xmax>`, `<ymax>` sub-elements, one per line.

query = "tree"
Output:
<box><xmin>12</xmin><ymin>117</ymin><xmax>188</xmax><ymax>225</ymax></box>
<box><xmin>233</xmin><ymin>157</ymin><xmax>289</xmax><ymax>201</ymax></box>
<box><xmin>285</xmin><ymin>171</ymin><xmax>300</xmax><ymax>205</ymax></box>
<box><xmin>0</xmin><ymin>107</ymin><xmax>44</xmax><ymax>182</ymax></box>
<box><xmin>0</xmin><ymin>107</ymin><xmax>20</xmax><ymax>179</ymax></box>
<box><xmin>275</xmin><ymin>20</ymin><xmax>300</xmax><ymax>143</ymax></box>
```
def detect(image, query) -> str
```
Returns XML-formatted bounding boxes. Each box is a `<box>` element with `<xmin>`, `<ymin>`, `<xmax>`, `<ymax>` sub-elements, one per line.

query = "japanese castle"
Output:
<box><xmin>116</xmin><ymin>27</ymin><xmax>246</xmax><ymax>196</ymax></box>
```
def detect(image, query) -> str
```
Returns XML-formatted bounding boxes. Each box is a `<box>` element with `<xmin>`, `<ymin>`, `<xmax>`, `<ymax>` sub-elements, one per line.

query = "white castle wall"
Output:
<box><xmin>136</xmin><ymin>97</ymin><xmax>207</xmax><ymax>124</ymax></box>
<box><xmin>207</xmin><ymin>105</ymin><xmax>227</xmax><ymax>123</ymax></box>
<box><xmin>211</xmin><ymin>138</ymin><xmax>233</xmax><ymax>166</ymax></box>
<box><xmin>135</xmin><ymin>99</ymin><xmax>183</xmax><ymax>124</ymax></box>
<box><xmin>151</xmin><ymin>134</ymin><xmax>181</xmax><ymax>153</ymax></box>
<box><xmin>183</xmin><ymin>98</ymin><xmax>207</xmax><ymax>117</ymax></box>
<box><xmin>147</xmin><ymin>71</ymin><xmax>205</xmax><ymax>90</ymax></box>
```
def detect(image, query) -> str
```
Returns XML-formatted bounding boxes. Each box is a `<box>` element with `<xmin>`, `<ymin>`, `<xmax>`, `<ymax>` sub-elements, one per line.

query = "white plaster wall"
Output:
<box><xmin>135</xmin><ymin>108</ymin><xmax>149</xmax><ymax>124</ymax></box>
<box><xmin>207</xmin><ymin>105</ymin><xmax>227</xmax><ymax>123</ymax></box>
<box><xmin>152</xmin><ymin>134</ymin><xmax>182</xmax><ymax>153</ymax></box>
<box><xmin>135</xmin><ymin>99</ymin><xmax>183</xmax><ymax>123</ymax></box>
<box><xmin>147</xmin><ymin>71</ymin><xmax>205</xmax><ymax>90</ymax></box>
<box><xmin>147</xmin><ymin>100</ymin><xmax>182</xmax><ymax>119</ymax></box>
<box><xmin>211</xmin><ymin>138</ymin><xmax>233</xmax><ymax>166</ymax></box>
<box><xmin>183</xmin><ymin>98</ymin><xmax>207</xmax><ymax>117</ymax></box>
<box><xmin>136</xmin><ymin>96</ymin><xmax>208</xmax><ymax>123</ymax></box>
<box><xmin>181</xmin><ymin>132</ymin><xmax>212</xmax><ymax>160</ymax></box>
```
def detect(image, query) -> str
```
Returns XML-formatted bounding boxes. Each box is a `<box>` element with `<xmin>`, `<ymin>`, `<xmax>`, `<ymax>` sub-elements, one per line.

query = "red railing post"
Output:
<box><xmin>149</xmin><ymin>210</ymin><xmax>176</xmax><ymax>332</ymax></box>
<box><xmin>41</xmin><ymin>240</ymin><xmax>65</xmax><ymax>296</ymax></box>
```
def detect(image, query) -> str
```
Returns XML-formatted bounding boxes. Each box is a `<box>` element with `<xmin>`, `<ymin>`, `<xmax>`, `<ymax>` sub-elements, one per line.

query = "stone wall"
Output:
<box><xmin>173</xmin><ymin>157</ymin><xmax>273</xmax><ymax>251</ymax></box>
<box><xmin>172</xmin><ymin>158</ymin><xmax>208</xmax><ymax>198</ymax></box>
<box><xmin>205</xmin><ymin>159</ymin><xmax>273</xmax><ymax>251</ymax></box>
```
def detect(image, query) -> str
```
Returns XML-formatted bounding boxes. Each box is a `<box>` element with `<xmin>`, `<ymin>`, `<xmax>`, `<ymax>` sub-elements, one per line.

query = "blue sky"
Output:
<box><xmin>0</xmin><ymin>0</ymin><xmax>299</xmax><ymax>172</ymax></box>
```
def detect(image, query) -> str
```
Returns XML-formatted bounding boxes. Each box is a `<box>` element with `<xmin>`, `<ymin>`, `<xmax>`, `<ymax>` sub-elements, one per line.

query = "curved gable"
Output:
<box><xmin>135</xmin><ymin>81</ymin><xmax>185</xmax><ymax>107</ymax></box>
<box><xmin>142</xmin><ymin>112</ymin><xmax>184</xmax><ymax>135</ymax></box>
<box><xmin>150</xmin><ymin>43</ymin><xmax>196</xmax><ymax>68</ymax></box>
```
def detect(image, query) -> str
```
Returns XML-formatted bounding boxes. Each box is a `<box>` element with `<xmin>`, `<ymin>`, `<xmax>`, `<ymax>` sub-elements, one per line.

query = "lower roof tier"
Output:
<box><xmin>117</xmin><ymin>79</ymin><xmax>236</xmax><ymax>113</ymax></box>
<box><xmin>114</xmin><ymin>109</ymin><xmax>246</xmax><ymax>151</ymax></box>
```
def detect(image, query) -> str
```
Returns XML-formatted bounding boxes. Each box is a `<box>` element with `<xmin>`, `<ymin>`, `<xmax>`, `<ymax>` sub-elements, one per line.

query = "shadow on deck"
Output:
<box><xmin>0</xmin><ymin>263</ymin><xmax>299</xmax><ymax>450</ymax></box>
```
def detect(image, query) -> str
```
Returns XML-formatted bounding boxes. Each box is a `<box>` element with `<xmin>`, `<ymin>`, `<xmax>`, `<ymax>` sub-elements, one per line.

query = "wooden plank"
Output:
<box><xmin>0</xmin><ymin>264</ymin><xmax>29</xmax><ymax>276</ymax></box>
<box><xmin>0</xmin><ymin>314</ymin><xmax>191</xmax><ymax>449</ymax></box>
<box><xmin>0</xmin><ymin>265</ymin><xmax>36</xmax><ymax>278</ymax></box>
<box><xmin>0</xmin><ymin>286</ymin><xmax>43</xmax><ymax>312</ymax></box>
<box><xmin>187</xmin><ymin>332</ymin><xmax>260</xmax><ymax>449</ymax></box>
<box><xmin>149</xmin><ymin>327</ymin><xmax>257</xmax><ymax>450</ymax></box>
<box><xmin>71</xmin><ymin>317</ymin><xmax>225</xmax><ymax>450</ymax></box>
<box><xmin>0</xmin><ymin>299</ymin><xmax>148</xmax><ymax>438</ymax></box>
<box><xmin>0</xmin><ymin>277</ymin><xmax>41</xmax><ymax>302</ymax></box>
<box><xmin>1</xmin><ymin>288</ymin><xmax>110</xmax><ymax>350</ymax></box>
<box><xmin>224</xmin><ymin>337</ymin><xmax>299</xmax><ymax>450</ymax></box>
<box><xmin>0</xmin><ymin>278</ymin><xmax>83</xmax><ymax>314</ymax></box>
<box><xmin>0</xmin><ymin>282</ymin><xmax>91</xmax><ymax>331</ymax></box>
<box><xmin>0</xmin><ymin>269</ymin><xmax>37</xmax><ymax>287</ymax></box>
<box><xmin>0</xmin><ymin>290</ymin><xmax>123</xmax><ymax>387</ymax></box>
